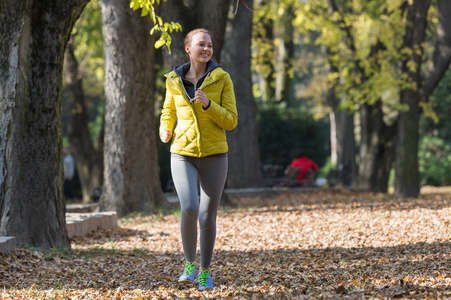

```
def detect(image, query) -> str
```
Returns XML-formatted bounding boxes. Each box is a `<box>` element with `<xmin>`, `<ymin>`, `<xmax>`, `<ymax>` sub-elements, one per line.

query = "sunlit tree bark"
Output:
<box><xmin>99</xmin><ymin>0</ymin><xmax>166</xmax><ymax>216</ymax></box>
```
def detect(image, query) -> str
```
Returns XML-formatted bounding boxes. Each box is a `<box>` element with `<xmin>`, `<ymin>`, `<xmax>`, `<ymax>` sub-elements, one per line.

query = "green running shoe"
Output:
<box><xmin>198</xmin><ymin>270</ymin><xmax>213</xmax><ymax>290</ymax></box>
<box><xmin>178</xmin><ymin>261</ymin><xmax>197</xmax><ymax>285</ymax></box>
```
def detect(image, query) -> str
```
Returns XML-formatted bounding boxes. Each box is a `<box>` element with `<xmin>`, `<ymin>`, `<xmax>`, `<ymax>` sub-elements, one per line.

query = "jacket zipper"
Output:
<box><xmin>175</xmin><ymin>74</ymin><xmax>206</xmax><ymax>155</ymax></box>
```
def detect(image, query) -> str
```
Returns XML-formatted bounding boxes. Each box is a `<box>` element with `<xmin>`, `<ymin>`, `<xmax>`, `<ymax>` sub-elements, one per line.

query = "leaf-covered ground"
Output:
<box><xmin>1</xmin><ymin>188</ymin><xmax>451</xmax><ymax>299</ymax></box>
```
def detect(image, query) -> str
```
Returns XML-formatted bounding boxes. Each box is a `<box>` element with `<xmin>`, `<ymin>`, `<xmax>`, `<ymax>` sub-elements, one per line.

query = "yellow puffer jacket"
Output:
<box><xmin>159</xmin><ymin>66</ymin><xmax>238</xmax><ymax>157</ymax></box>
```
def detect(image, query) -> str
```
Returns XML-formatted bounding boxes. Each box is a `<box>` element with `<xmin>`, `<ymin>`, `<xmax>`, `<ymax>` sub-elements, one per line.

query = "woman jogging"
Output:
<box><xmin>159</xmin><ymin>28</ymin><xmax>238</xmax><ymax>290</ymax></box>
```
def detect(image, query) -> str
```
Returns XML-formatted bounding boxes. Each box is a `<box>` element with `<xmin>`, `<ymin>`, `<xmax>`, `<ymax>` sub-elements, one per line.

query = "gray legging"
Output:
<box><xmin>171</xmin><ymin>153</ymin><xmax>228</xmax><ymax>269</ymax></box>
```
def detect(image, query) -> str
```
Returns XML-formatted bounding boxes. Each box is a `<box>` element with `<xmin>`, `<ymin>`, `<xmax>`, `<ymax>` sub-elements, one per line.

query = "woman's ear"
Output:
<box><xmin>185</xmin><ymin>44</ymin><xmax>190</xmax><ymax>55</ymax></box>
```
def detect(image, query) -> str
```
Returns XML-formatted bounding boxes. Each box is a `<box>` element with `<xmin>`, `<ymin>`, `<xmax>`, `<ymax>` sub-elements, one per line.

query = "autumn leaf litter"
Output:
<box><xmin>1</xmin><ymin>188</ymin><xmax>451</xmax><ymax>299</ymax></box>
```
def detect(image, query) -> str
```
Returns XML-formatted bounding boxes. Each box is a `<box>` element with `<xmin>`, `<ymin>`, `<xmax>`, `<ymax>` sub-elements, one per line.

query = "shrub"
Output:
<box><xmin>419</xmin><ymin>136</ymin><xmax>451</xmax><ymax>186</ymax></box>
<box><xmin>257</xmin><ymin>102</ymin><xmax>329</xmax><ymax>168</ymax></box>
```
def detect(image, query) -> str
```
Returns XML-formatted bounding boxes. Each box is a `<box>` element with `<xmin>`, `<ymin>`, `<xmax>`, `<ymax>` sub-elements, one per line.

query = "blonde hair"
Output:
<box><xmin>184</xmin><ymin>28</ymin><xmax>211</xmax><ymax>47</ymax></box>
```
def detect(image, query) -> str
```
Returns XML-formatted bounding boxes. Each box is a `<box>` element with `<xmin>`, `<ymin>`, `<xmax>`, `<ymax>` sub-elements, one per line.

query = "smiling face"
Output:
<box><xmin>185</xmin><ymin>32</ymin><xmax>213</xmax><ymax>64</ymax></box>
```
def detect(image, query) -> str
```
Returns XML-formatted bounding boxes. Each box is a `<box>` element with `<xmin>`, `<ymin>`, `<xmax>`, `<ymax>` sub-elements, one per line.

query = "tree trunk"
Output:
<box><xmin>374</xmin><ymin>123</ymin><xmax>396</xmax><ymax>193</ymax></box>
<box><xmin>335</xmin><ymin>109</ymin><xmax>356</xmax><ymax>187</ymax></box>
<box><xmin>275</xmin><ymin>3</ymin><xmax>295</xmax><ymax>105</ymax></box>
<box><xmin>329</xmin><ymin>112</ymin><xmax>337</xmax><ymax>165</ymax></box>
<box><xmin>0</xmin><ymin>0</ymin><xmax>89</xmax><ymax>248</ymax></box>
<box><xmin>222</xmin><ymin>0</ymin><xmax>264</xmax><ymax>188</ymax></box>
<box><xmin>63</xmin><ymin>41</ymin><xmax>104</xmax><ymax>203</ymax></box>
<box><xmin>358</xmin><ymin>103</ymin><xmax>381</xmax><ymax>190</ymax></box>
<box><xmin>359</xmin><ymin>101</ymin><xmax>396</xmax><ymax>193</ymax></box>
<box><xmin>326</xmin><ymin>60</ymin><xmax>357</xmax><ymax>187</ymax></box>
<box><xmin>395</xmin><ymin>0</ymin><xmax>431</xmax><ymax>198</ymax></box>
<box><xmin>99</xmin><ymin>0</ymin><xmax>165</xmax><ymax>216</ymax></box>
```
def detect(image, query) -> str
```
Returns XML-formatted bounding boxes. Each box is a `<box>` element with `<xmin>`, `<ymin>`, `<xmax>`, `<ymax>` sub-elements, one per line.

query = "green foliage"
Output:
<box><xmin>26</xmin><ymin>247</ymin><xmax>75</xmax><ymax>259</ymax></box>
<box><xmin>257</xmin><ymin>102</ymin><xmax>329</xmax><ymax>168</ymax></box>
<box><xmin>87</xmin><ymin>101</ymin><xmax>104</xmax><ymax>148</ymax></box>
<box><xmin>252</xmin><ymin>0</ymin><xmax>304</xmax><ymax>103</ymax></box>
<box><xmin>419</xmin><ymin>67</ymin><xmax>451</xmax><ymax>186</ymax></box>
<box><xmin>252</xmin><ymin>1</ymin><xmax>277</xmax><ymax>79</ymax></box>
<box><xmin>419</xmin><ymin>136</ymin><xmax>451</xmax><ymax>186</ymax></box>
<box><xmin>290</xmin><ymin>0</ymin><xmax>437</xmax><ymax>116</ymax></box>
<box><xmin>420</xmin><ymin>68</ymin><xmax>451</xmax><ymax>142</ymax></box>
<box><xmin>129</xmin><ymin>0</ymin><xmax>182</xmax><ymax>53</ymax></box>
<box><xmin>251</xmin><ymin>0</ymin><xmax>424</xmax><ymax>119</ymax></box>
<box><xmin>72</xmin><ymin>0</ymin><xmax>104</xmax><ymax>98</ymax></box>
<box><xmin>317</xmin><ymin>157</ymin><xmax>336</xmax><ymax>178</ymax></box>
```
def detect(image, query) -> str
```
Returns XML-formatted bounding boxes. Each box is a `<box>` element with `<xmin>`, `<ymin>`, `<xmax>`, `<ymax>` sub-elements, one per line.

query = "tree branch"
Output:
<box><xmin>422</xmin><ymin>0</ymin><xmax>451</xmax><ymax>101</ymax></box>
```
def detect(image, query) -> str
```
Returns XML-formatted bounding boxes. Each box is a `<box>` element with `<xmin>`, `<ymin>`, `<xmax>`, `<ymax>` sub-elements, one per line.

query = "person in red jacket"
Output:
<box><xmin>287</xmin><ymin>150</ymin><xmax>319</xmax><ymax>186</ymax></box>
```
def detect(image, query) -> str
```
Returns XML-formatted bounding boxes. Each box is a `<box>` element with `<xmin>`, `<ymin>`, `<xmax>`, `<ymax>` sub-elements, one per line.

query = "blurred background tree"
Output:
<box><xmin>63</xmin><ymin>0</ymin><xmax>105</xmax><ymax>203</ymax></box>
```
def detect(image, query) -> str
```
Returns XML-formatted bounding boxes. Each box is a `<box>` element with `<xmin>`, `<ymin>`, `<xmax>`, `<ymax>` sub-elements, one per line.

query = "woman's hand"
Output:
<box><xmin>195</xmin><ymin>88</ymin><xmax>210</xmax><ymax>108</ymax></box>
<box><xmin>160</xmin><ymin>129</ymin><xmax>173</xmax><ymax>143</ymax></box>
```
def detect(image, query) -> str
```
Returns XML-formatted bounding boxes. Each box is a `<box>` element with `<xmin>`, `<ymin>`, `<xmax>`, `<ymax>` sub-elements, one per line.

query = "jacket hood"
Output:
<box><xmin>173</xmin><ymin>60</ymin><xmax>221</xmax><ymax>78</ymax></box>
